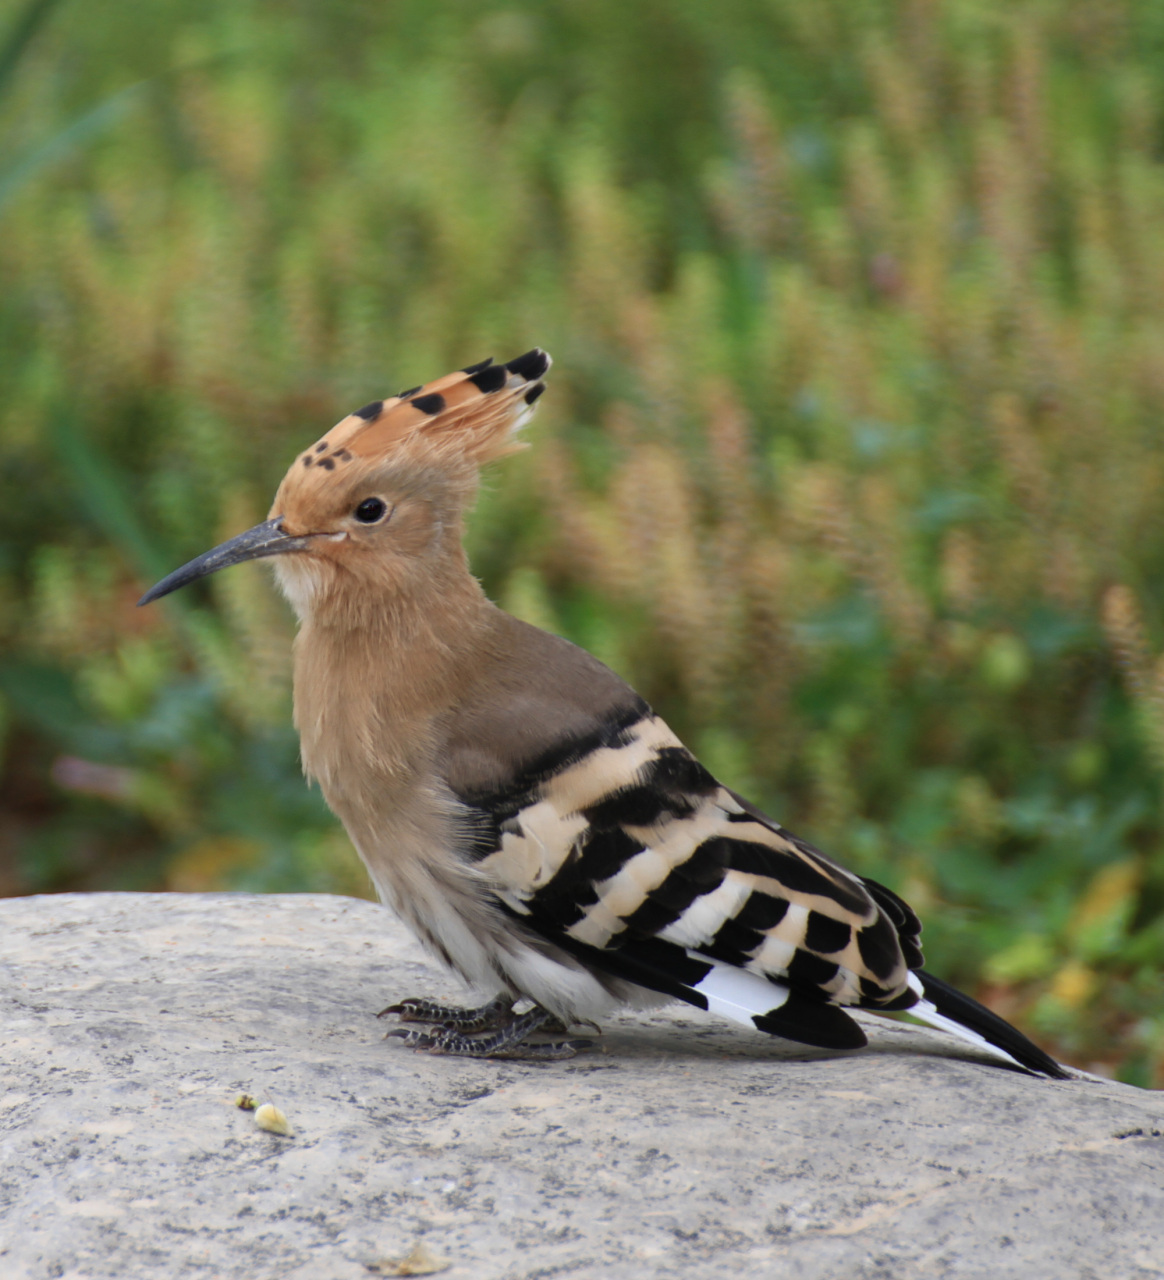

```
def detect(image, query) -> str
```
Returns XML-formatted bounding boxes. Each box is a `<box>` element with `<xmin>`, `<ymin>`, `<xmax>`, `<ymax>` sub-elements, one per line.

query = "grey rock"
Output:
<box><xmin>0</xmin><ymin>892</ymin><xmax>1161</xmax><ymax>1280</ymax></box>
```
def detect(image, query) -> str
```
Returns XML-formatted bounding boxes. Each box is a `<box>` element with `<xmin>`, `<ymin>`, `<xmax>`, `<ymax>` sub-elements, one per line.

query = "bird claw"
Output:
<box><xmin>377</xmin><ymin>994</ymin><xmax>516</xmax><ymax>1031</ymax></box>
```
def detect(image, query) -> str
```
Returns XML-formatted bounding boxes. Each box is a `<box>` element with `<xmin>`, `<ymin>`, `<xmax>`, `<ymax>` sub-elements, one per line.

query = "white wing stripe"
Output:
<box><xmin>658</xmin><ymin>876</ymin><xmax>752</xmax><ymax>948</ymax></box>
<box><xmin>690</xmin><ymin>954</ymin><xmax>790</xmax><ymax>1025</ymax></box>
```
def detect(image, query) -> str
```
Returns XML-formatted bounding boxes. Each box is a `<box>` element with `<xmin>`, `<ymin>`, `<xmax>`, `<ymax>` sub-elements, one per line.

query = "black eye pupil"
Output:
<box><xmin>355</xmin><ymin>498</ymin><xmax>386</xmax><ymax>523</ymax></box>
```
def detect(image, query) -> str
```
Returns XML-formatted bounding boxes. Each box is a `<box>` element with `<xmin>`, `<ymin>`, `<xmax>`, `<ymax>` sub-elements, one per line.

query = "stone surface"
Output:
<box><xmin>1</xmin><ymin>892</ymin><xmax>1162</xmax><ymax>1280</ymax></box>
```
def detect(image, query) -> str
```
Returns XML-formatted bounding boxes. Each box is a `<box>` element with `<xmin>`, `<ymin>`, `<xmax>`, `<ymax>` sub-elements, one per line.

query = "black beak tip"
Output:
<box><xmin>134</xmin><ymin>517</ymin><xmax>299</xmax><ymax>609</ymax></box>
<box><xmin>137</xmin><ymin>577</ymin><xmax>179</xmax><ymax>607</ymax></box>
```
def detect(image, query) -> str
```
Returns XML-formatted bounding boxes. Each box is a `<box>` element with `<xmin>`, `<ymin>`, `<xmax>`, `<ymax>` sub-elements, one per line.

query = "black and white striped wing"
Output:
<box><xmin>460</xmin><ymin>705</ymin><xmax>923</xmax><ymax>1050</ymax></box>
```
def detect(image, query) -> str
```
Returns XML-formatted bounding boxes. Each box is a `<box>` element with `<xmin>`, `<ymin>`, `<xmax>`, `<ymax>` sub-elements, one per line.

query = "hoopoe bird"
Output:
<box><xmin>141</xmin><ymin>350</ymin><xmax>1068</xmax><ymax>1078</ymax></box>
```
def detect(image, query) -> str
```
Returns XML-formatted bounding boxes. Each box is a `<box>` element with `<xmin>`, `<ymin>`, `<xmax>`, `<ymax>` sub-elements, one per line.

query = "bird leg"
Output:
<box><xmin>381</xmin><ymin>1004</ymin><xmax>594</xmax><ymax>1060</ymax></box>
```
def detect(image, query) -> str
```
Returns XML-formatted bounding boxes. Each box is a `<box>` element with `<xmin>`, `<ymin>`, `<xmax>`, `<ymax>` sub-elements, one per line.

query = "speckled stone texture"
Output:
<box><xmin>1</xmin><ymin>892</ymin><xmax>1162</xmax><ymax>1280</ymax></box>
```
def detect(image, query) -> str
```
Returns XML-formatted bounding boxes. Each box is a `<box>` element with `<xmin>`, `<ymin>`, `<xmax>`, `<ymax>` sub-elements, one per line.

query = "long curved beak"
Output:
<box><xmin>138</xmin><ymin>517</ymin><xmax>311</xmax><ymax>606</ymax></box>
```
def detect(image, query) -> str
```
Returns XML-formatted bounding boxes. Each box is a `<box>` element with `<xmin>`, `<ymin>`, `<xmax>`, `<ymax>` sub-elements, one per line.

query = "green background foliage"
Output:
<box><xmin>2</xmin><ymin>0</ymin><xmax>1163</xmax><ymax>1083</ymax></box>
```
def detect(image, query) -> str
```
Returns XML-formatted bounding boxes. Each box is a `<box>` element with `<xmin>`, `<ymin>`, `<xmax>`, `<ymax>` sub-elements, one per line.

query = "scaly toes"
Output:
<box><xmin>378</xmin><ymin>997</ymin><xmax>450</xmax><ymax>1022</ymax></box>
<box><xmin>383</xmin><ymin>1025</ymin><xmax>593</xmax><ymax>1061</ymax></box>
<box><xmin>377</xmin><ymin>994</ymin><xmax>516</xmax><ymax>1030</ymax></box>
<box><xmin>383</xmin><ymin>1003</ymin><xmax>598</xmax><ymax>1060</ymax></box>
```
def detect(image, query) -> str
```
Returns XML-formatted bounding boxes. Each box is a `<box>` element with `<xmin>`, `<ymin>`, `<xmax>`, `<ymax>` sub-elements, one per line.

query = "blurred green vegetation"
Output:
<box><xmin>2</xmin><ymin>0</ymin><xmax>1163</xmax><ymax>1083</ymax></box>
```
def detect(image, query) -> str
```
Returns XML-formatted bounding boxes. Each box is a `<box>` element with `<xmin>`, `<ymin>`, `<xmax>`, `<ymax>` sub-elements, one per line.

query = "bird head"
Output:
<box><xmin>138</xmin><ymin>350</ymin><xmax>551</xmax><ymax>618</ymax></box>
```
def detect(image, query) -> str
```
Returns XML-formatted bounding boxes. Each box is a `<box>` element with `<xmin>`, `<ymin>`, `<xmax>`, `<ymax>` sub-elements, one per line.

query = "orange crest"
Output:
<box><xmin>291</xmin><ymin>350</ymin><xmax>550</xmax><ymax>481</ymax></box>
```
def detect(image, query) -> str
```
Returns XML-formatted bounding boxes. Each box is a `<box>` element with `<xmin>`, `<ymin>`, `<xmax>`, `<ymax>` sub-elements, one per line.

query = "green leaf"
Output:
<box><xmin>0</xmin><ymin>80</ymin><xmax>146</xmax><ymax>215</ymax></box>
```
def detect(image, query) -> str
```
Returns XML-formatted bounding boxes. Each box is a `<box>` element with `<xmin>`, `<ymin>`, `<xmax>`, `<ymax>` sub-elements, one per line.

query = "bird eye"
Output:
<box><xmin>354</xmin><ymin>497</ymin><xmax>388</xmax><ymax>524</ymax></box>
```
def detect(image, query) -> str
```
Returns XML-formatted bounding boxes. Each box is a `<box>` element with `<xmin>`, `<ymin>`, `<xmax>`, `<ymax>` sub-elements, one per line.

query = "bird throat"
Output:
<box><xmin>288</xmin><ymin>567</ymin><xmax>488</xmax><ymax>804</ymax></box>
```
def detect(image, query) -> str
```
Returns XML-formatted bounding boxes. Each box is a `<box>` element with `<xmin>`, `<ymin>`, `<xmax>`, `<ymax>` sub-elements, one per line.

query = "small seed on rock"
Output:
<box><xmin>253</xmin><ymin>1103</ymin><xmax>294</xmax><ymax>1137</ymax></box>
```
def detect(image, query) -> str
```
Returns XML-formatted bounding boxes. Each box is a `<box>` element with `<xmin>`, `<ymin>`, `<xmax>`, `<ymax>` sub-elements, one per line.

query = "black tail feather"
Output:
<box><xmin>917</xmin><ymin>970</ymin><xmax>1071</xmax><ymax>1079</ymax></box>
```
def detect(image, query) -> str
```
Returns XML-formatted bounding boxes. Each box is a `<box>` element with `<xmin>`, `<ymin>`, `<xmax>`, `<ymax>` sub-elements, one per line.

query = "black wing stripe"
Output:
<box><xmin>620</xmin><ymin>838</ymin><xmax>728</xmax><ymax>938</ymax></box>
<box><xmin>582</xmin><ymin>783</ymin><xmax>697</xmax><ymax>829</ymax></box>
<box><xmin>804</xmin><ymin>910</ymin><xmax>853</xmax><ymax>955</ymax></box>
<box><xmin>699</xmin><ymin>923</ymin><xmax>763</xmax><ymax>967</ymax></box>
<box><xmin>526</xmin><ymin>829</ymin><xmax>646</xmax><ymax>930</ymax></box>
<box><xmin>856</xmin><ymin>913</ymin><xmax>903</xmax><ymax>981</ymax></box>
<box><xmin>581</xmin><ymin>749</ymin><xmax>716</xmax><ymax>829</ymax></box>
<box><xmin>723</xmin><ymin>837</ymin><xmax>868</xmax><ymax>914</ymax></box>
<box><xmin>693</xmin><ymin>889</ymin><xmax>788</xmax><ymax>965</ymax></box>
<box><xmin>753</xmin><ymin>994</ymin><xmax>868</xmax><ymax>1050</ymax></box>
<box><xmin>862</xmin><ymin>875</ymin><xmax>925</xmax><ymax>968</ymax></box>
<box><xmin>571</xmin><ymin>826</ymin><xmax>647</xmax><ymax>887</ymax></box>
<box><xmin>786</xmin><ymin>948</ymin><xmax>841</xmax><ymax>990</ymax></box>
<box><xmin>736</xmin><ymin>892</ymin><xmax>791</xmax><ymax>932</ymax></box>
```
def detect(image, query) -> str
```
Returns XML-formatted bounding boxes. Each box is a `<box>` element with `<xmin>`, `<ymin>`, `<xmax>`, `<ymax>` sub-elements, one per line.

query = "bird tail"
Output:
<box><xmin>525</xmin><ymin>911</ymin><xmax>1070</xmax><ymax>1076</ymax></box>
<box><xmin>904</xmin><ymin>970</ymin><xmax>1071</xmax><ymax>1079</ymax></box>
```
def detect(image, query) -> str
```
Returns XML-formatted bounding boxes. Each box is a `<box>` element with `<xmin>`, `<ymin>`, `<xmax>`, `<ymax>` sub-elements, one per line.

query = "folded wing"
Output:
<box><xmin>455</xmin><ymin>701</ymin><xmax>921</xmax><ymax>1050</ymax></box>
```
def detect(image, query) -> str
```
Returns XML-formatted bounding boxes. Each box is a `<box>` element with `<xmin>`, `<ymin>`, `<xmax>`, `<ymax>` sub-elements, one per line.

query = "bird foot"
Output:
<box><xmin>382</xmin><ymin>1003</ymin><xmax>594</xmax><ymax>1060</ymax></box>
<box><xmin>378</xmin><ymin>993</ymin><xmax>517</xmax><ymax>1033</ymax></box>
<box><xmin>378</xmin><ymin>993</ymin><xmax>601</xmax><ymax>1038</ymax></box>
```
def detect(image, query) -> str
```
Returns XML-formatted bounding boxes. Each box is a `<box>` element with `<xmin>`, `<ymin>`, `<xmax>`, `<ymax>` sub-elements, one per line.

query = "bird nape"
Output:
<box><xmin>140</xmin><ymin>350</ymin><xmax>1070</xmax><ymax>1080</ymax></box>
